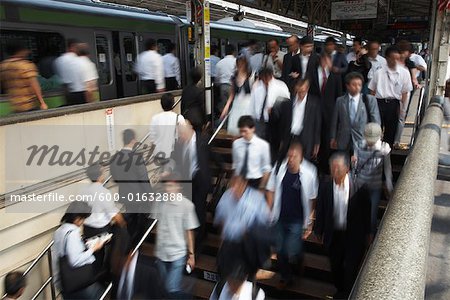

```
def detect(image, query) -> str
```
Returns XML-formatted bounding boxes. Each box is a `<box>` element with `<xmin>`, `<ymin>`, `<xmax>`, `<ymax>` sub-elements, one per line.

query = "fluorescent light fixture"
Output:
<box><xmin>321</xmin><ymin>30</ymin><xmax>341</xmax><ymax>37</ymax></box>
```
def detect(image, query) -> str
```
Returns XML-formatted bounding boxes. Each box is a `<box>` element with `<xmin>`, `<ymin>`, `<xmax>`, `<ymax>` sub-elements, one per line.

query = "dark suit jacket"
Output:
<box><xmin>281</xmin><ymin>52</ymin><xmax>296</xmax><ymax>84</ymax></box>
<box><xmin>269</xmin><ymin>94</ymin><xmax>321</xmax><ymax>163</ymax></box>
<box><xmin>110</xmin><ymin>149</ymin><xmax>153</xmax><ymax>209</ymax></box>
<box><xmin>332</xmin><ymin>52</ymin><xmax>348</xmax><ymax>74</ymax></box>
<box><xmin>314</xmin><ymin>175</ymin><xmax>371</xmax><ymax>249</ymax></box>
<box><xmin>291</xmin><ymin>53</ymin><xmax>319</xmax><ymax>83</ymax></box>
<box><xmin>181</xmin><ymin>84</ymin><xmax>205</xmax><ymax>119</ymax></box>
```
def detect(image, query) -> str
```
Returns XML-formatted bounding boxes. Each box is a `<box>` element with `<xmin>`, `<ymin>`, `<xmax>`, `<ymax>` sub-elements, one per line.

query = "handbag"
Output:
<box><xmin>59</xmin><ymin>230</ymin><xmax>95</xmax><ymax>294</ymax></box>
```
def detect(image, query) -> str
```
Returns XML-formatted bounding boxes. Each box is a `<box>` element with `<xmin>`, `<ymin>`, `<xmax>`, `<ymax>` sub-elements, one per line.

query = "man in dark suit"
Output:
<box><xmin>269</xmin><ymin>78</ymin><xmax>321</xmax><ymax>164</ymax></box>
<box><xmin>324</xmin><ymin>37</ymin><xmax>348</xmax><ymax>75</ymax></box>
<box><xmin>171</xmin><ymin>110</ymin><xmax>214</xmax><ymax>253</ymax></box>
<box><xmin>313</xmin><ymin>152</ymin><xmax>371</xmax><ymax>298</ymax></box>
<box><xmin>181</xmin><ymin>67</ymin><xmax>205</xmax><ymax>122</ymax></box>
<box><xmin>310</xmin><ymin>53</ymin><xmax>343</xmax><ymax>173</ymax></box>
<box><xmin>290</xmin><ymin>36</ymin><xmax>319</xmax><ymax>84</ymax></box>
<box><xmin>330</xmin><ymin>72</ymin><xmax>381</xmax><ymax>153</ymax></box>
<box><xmin>281</xmin><ymin>35</ymin><xmax>300</xmax><ymax>91</ymax></box>
<box><xmin>109</xmin><ymin>129</ymin><xmax>153</xmax><ymax>246</ymax></box>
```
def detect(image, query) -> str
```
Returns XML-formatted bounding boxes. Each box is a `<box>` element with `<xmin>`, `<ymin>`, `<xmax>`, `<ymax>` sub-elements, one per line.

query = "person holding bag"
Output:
<box><xmin>53</xmin><ymin>201</ymin><xmax>105</xmax><ymax>299</ymax></box>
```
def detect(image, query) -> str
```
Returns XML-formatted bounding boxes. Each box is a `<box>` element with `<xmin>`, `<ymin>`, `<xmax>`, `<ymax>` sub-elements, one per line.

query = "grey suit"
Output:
<box><xmin>330</xmin><ymin>93</ymin><xmax>381</xmax><ymax>151</ymax></box>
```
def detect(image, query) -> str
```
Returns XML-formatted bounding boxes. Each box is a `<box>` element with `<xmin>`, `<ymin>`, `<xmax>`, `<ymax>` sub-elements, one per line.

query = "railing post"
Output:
<box><xmin>47</xmin><ymin>249</ymin><xmax>57</xmax><ymax>300</ymax></box>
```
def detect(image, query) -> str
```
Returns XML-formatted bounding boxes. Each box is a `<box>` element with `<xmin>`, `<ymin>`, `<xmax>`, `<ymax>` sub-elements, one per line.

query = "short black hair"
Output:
<box><xmin>4</xmin><ymin>271</ymin><xmax>25</xmax><ymax>296</ymax></box>
<box><xmin>368</xmin><ymin>40</ymin><xmax>381</xmax><ymax>47</ymax></box>
<box><xmin>237</xmin><ymin>115</ymin><xmax>255</xmax><ymax>129</ymax></box>
<box><xmin>184</xmin><ymin>108</ymin><xmax>204</xmax><ymax>132</ymax></box>
<box><xmin>300</xmin><ymin>36</ymin><xmax>314</xmax><ymax>46</ymax></box>
<box><xmin>161</xmin><ymin>93</ymin><xmax>175</xmax><ymax>111</ymax></box>
<box><xmin>190</xmin><ymin>67</ymin><xmax>202</xmax><ymax>85</ymax></box>
<box><xmin>353</xmin><ymin>37</ymin><xmax>363</xmax><ymax>45</ymax></box>
<box><xmin>86</xmin><ymin>163</ymin><xmax>102</xmax><ymax>182</ymax></box>
<box><xmin>211</xmin><ymin>44</ymin><xmax>218</xmax><ymax>54</ymax></box>
<box><xmin>385</xmin><ymin>45</ymin><xmax>400</xmax><ymax>58</ymax></box>
<box><xmin>396</xmin><ymin>40</ymin><xmax>413</xmax><ymax>53</ymax></box>
<box><xmin>325</xmin><ymin>37</ymin><xmax>337</xmax><ymax>45</ymax></box>
<box><xmin>268</xmin><ymin>38</ymin><xmax>279</xmax><ymax>45</ymax></box>
<box><xmin>225</xmin><ymin>44</ymin><xmax>235</xmax><ymax>56</ymax></box>
<box><xmin>77</xmin><ymin>44</ymin><xmax>90</xmax><ymax>56</ymax></box>
<box><xmin>167</xmin><ymin>42</ymin><xmax>176</xmax><ymax>53</ymax></box>
<box><xmin>258</xmin><ymin>66</ymin><xmax>273</xmax><ymax>80</ymax></box>
<box><xmin>145</xmin><ymin>38</ymin><xmax>157</xmax><ymax>50</ymax></box>
<box><xmin>345</xmin><ymin>72</ymin><xmax>364</xmax><ymax>85</ymax></box>
<box><xmin>123</xmin><ymin>129</ymin><xmax>136</xmax><ymax>145</ymax></box>
<box><xmin>67</xmin><ymin>38</ymin><xmax>80</xmax><ymax>49</ymax></box>
<box><xmin>6</xmin><ymin>40</ymin><xmax>27</xmax><ymax>56</ymax></box>
<box><xmin>288</xmin><ymin>140</ymin><xmax>303</xmax><ymax>153</ymax></box>
<box><xmin>61</xmin><ymin>201</ymin><xmax>92</xmax><ymax>224</ymax></box>
<box><xmin>329</xmin><ymin>151</ymin><xmax>350</xmax><ymax>168</ymax></box>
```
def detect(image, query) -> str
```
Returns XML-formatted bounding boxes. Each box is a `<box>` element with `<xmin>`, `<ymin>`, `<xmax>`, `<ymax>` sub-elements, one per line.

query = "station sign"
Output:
<box><xmin>331</xmin><ymin>0</ymin><xmax>378</xmax><ymax>21</ymax></box>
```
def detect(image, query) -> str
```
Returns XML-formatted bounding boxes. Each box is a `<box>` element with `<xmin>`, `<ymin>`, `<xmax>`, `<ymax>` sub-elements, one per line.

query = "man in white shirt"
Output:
<box><xmin>215</xmin><ymin>44</ymin><xmax>236</xmax><ymax>114</ymax></box>
<box><xmin>266</xmin><ymin>142</ymin><xmax>318</xmax><ymax>288</ymax></box>
<box><xmin>267</xmin><ymin>39</ymin><xmax>286</xmax><ymax>79</ymax></box>
<box><xmin>149</xmin><ymin>93</ymin><xmax>186</xmax><ymax>159</ymax></box>
<box><xmin>210</xmin><ymin>45</ymin><xmax>220</xmax><ymax>81</ymax></box>
<box><xmin>232</xmin><ymin>116</ymin><xmax>272</xmax><ymax>190</ymax></box>
<box><xmin>251</xmin><ymin>67</ymin><xmax>290</xmax><ymax>139</ymax></box>
<box><xmin>367</xmin><ymin>40</ymin><xmax>387</xmax><ymax>84</ymax></box>
<box><xmin>162</xmin><ymin>42</ymin><xmax>181</xmax><ymax>91</ymax></box>
<box><xmin>410</xmin><ymin>52</ymin><xmax>427</xmax><ymax>79</ymax></box>
<box><xmin>77</xmin><ymin>43</ymin><xmax>99</xmax><ymax>102</ymax></box>
<box><xmin>346</xmin><ymin>37</ymin><xmax>363</xmax><ymax>63</ymax></box>
<box><xmin>313</xmin><ymin>152</ymin><xmax>371</xmax><ymax>298</ymax></box>
<box><xmin>134</xmin><ymin>38</ymin><xmax>165</xmax><ymax>94</ymax></box>
<box><xmin>368</xmin><ymin>45</ymin><xmax>413</xmax><ymax>146</ymax></box>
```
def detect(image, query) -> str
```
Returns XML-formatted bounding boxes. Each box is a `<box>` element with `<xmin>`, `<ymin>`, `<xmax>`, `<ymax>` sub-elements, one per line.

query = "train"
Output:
<box><xmin>0</xmin><ymin>0</ymin><xmax>350</xmax><ymax>116</ymax></box>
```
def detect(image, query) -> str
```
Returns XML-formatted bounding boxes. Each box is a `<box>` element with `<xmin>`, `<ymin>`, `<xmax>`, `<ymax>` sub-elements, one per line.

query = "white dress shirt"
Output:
<box><xmin>409</xmin><ymin>53</ymin><xmax>427</xmax><ymax>78</ymax></box>
<box><xmin>346</xmin><ymin>51</ymin><xmax>357</xmax><ymax>63</ymax></box>
<box><xmin>149</xmin><ymin>111</ymin><xmax>186</xmax><ymax>159</ymax></box>
<box><xmin>266</xmin><ymin>159</ymin><xmax>318</xmax><ymax>226</ymax></box>
<box><xmin>232</xmin><ymin>135</ymin><xmax>271</xmax><ymax>179</ymax></box>
<box><xmin>291</xmin><ymin>94</ymin><xmax>307</xmax><ymax>135</ymax></box>
<box><xmin>184</xmin><ymin>132</ymin><xmax>199</xmax><ymax>177</ymax></box>
<box><xmin>317</xmin><ymin>66</ymin><xmax>330</xmax><ymax>92</ymax></box>
<box><xmin>368</xmin><ymin>55</ymin><xmax>387</xmax><ymax>82</ymax></box>
<box><xmin>54</xmin><ymin>52</ymin><xmax>89</xmax><ymax>92</ymax></box>
<box><xmin>368</xmin><ymin>65</ymin><xmax>413</xmax><ymax>100</ymax></box>
<box><xmin>134</xmin><ymin>50</ymin><xmax>165</xmax><ymax>90</ymax></box>
<box><xmin>333</xmin><ymin>174</ymin><xmax>350</xmax><ymax>230</ymax></box>
<box><xmin>268</xmin><ymin>50</ymin><xmax>286</xmax><ymax>78</ymax></box>
<box><xmin>162</xmin><ymin>53</ymin><xmax>181</xmax><ymax>86</ymax></box>
<box><xmin>215</xmin><ymin>55</ymin><xmax>236</xmax><ymax>84</ymax></box>
<box><xmin>251</xmin><ymin>79</ymin><xmax>290</xmax><ymax>122</ymax></box>
<box><xmin>82</xmin><ymin>182</ymin><xmax>119</xmax><ymax>228</ymax></box>
<box><xmin>213</xmin><ymin>280</ymin><xmax>265</xmax><ymax>300</ymax></box>
<box><xmin>210</xmin><ymin>54</ymin><xmax>220</xmax><ymax>78</ymax></box>
<box><xmin>300</xmin><ymin>55</ymin><xmax>310</xmax><ymax>79</ymax></box>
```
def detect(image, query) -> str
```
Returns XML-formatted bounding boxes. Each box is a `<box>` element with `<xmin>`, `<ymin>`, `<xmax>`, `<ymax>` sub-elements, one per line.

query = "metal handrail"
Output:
<box><xmin>409</xmin><ymin>86</ymin><xmax>426</xmax><ymax>147</ymax></box>
<box><xmin>208</xmin><ymin>113</ymin><xmax>229</xmax><ymax>145</ymax></box>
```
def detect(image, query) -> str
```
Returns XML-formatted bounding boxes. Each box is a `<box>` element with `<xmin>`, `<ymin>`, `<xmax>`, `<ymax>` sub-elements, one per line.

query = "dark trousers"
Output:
<box><xmin>192</xmin><ymin>172</ymin><xmax>209</xmax><ymax>255</ymax></box>
<box><xmin>329</xmin><ymin>230</ymin><xmax>366</xmax><ymax>297</ymax></box>
<box><xmin>66</xmin><ymin>91</ymin><xmax>86</xmax><ymax>106</ymax></box>
<box><xmin>83</xmin><ymin>224</ymin><xmax>112</xmax><ymax>283</ymax></box>
<box><xmin>377</xmin><ymin>99</ymin><xmax>400</xmax><ymax>146</ymax></box>
<box><xmin>165</xmin><ymin>77</ymin><xmax>179</xmax><ymax>91</ymax></box>
<box><xmin>141</xmin><ymin>80</ymin><xmax>156</xmax><ymax>94</ymax></box>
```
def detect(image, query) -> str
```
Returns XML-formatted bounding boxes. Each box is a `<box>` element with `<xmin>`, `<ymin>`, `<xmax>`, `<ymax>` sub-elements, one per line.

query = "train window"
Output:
<box><xmin>95</xmin><ymin>35</ymin><xmax>112</xmax><ymax>85</ymax></box>
<box><xmin>157</xmin><ymin>39</ymin><xmax>172</xmax><ymax>56</ymax></box>
<box><xmin>123</xmin><ymin>36</ymin><xmax>136</xmax><ymax>82</ymax></box>
<box><xmin>0</xmin><ymin>29</ymin><xmax>65</xmax><ymax>92</ymax></box>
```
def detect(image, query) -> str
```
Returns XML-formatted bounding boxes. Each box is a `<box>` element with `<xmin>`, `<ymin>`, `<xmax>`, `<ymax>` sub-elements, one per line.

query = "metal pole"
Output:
<box><xmin>47</xmin><ymin>250</ymin><xmax>57</xmax><ymax>300</ymax></box>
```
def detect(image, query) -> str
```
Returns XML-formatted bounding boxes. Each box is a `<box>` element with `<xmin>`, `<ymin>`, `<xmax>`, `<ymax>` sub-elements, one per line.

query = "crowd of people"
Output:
<box><xmin>3</xmin><ymin>35</ymin><xmax>429</xmax><ymax>300</ymax></box>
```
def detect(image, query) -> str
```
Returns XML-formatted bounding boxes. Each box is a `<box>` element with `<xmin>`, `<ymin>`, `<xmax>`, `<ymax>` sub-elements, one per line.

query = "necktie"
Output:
<box><xmin>240</xmin><ymin>142</ymin><xmax>250</xmax><ymax>178</ymax></box>
<box><xmin>350</xmin><ymin>98</ymin><xmax>356</xmax><ymax>124</ymax></box>
<box><xmin>321</xmin><ymin>68</ymin><xmax>327</xmax><ymax>95</ymax></box>
<box><xmin>259</xmin><ymin>86</ymin><xmax>268</xmax><ymax>122</ymax></box>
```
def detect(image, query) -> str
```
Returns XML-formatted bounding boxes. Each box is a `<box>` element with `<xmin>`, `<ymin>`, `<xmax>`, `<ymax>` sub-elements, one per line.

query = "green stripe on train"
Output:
<box><xmin>0</xmin><ymin>95</ymin><xmax>65</xmax><ymax>117</ymax></box>
<box><xmin>18</xmin><ymin>7</ymin><xmax>175</xmax><ymax>33</ymax></box>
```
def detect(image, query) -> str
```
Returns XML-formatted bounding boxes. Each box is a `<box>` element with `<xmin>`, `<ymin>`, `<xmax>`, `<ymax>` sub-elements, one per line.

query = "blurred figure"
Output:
<box><xmin>109</xmin><ymin>129</ymin><xmax>154</xmax><ymax>247</ymax></box>
<box><xmin>149</xmin><ymin>93</ymin><xmax>186</xmax><ymax>159</ymax></box>
<box><xmin>135</xmin><ymin>38</ymin><xmax>165</xmax><ymax>93</ymax></box>
<box><xmin>270</xmin><ymin>78</ymin><xmax>321</xmax><ymax>163</ymax></box>
<box><xmin>409</xmin><ymin>51</ymin><xmax>427</xmax><ymax>80</ymax></box>
<box><xmin>3</xmin><ymin>271</ymin><xmax>26</xmax><ymax>300</ymax></box>
<box><xmin>153</xmin><ymin>174</ymin><xmax>199</xmax><ymax>298</ymax></box>
<box><xmin>210</xmin><ymin>45</ymin><xmax>220</xmax><ymax>82</ymax></box>
<box><xmin>162</xmin><ymin>42</ymin><xmax>181</xmax><ymax>91</ymax></box>
<box><xmin>250</xmin><ymin>42</ymin><xmax>271</xmax><ymax>73</ymax></box>
<box><xmin>367</xmin><ymin>40</ymin><xmax>387</xmax><ymax>85</ymax></box>
<box><xmin>314</xmin><ymin>153</ymin><xmax>371</xmax><ymax>299</ymax></box>
<box><xmin>266</xmin><ymin>142</ymin><xmax>318</xmax><ymax>289</ymax></box>
<box><xmin>53</xmin><ymin>201</ymin><xmax>105</xmax><ymax>299</ymax></box>
<box><xmin>0</xmin><ymin>40</ymin><xmax>47</xmax><ymax>112</ymax></box>
<box><xmin>77</xmin><ymin>43</ymin><xmax>99</xmax><ymax>102</ymax></box>
<box><xmin>368</xmin><ymin>46</ymin><xmax>412</xmax><ymax>147</ymax></box>
<box><xmin>310</xmin><ymin>53</ymin><xmax>343</xmax><ymax>172</ymax></box>
<box><xmin>324</xmin><ymin>37</ymin><xmax>348</xmax><ymax>75</ymax></box>
<box><xmin>82</xmin><ymin>163</ymin><xmax>126</xmax><ymax>277</ymax></box>
<box><xmin>181</xmin><ymin>67</ymin><xmax>205</xmax><ymax>120</ymax></box>
<box><xmin>345</xmin><ymin>45</ymin><xmax>371</xmax><ymax>89</ymax></box>
<box><xmin>346</xmin><ymin>37</ymin><xmax>363</xmax><ymax>63</ymax></box>
<box><xmin>281</xmin><ymin>35</ymin><xmax>300</xmax><ymax>89</ymax></box>
<box><xmin>221</xmin><ymin>55</ymin><xmax>255</xmax><ymax>135</ymax></box>
<box><xmin>215</xmin><ymin>44</ymin><xmax>236</xmax><ymax>116</ymax></box>
<box><xmin>232</xmin><ymin>116</ymin><xmax>272</xmax><ymax>190</ymax></box>
<box><xmin>293</xmin><ymin>36</ymin><xmax>319</xmax><ymax>81</ymax></box>
<box><xmin>251</xmin><ymin>67</ymin><xmax>290</xmax><ymax>140</ymax></box>
<box><xmin>353</xmin><ymin>123</ymin><xmax>393</xmax><ymax>234</ymax></box>
<box><xmin>267</xmin><ymin>38</ymin><xmax>286</xmax><ymax>79</ymax></box>
<box><xmin>330</xmin><ymin>72</ymin><xmax>380</xmax><ymax>153</ymax></box>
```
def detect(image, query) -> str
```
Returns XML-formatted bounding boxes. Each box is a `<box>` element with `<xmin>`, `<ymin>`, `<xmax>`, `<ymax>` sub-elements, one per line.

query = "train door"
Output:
<box><xmin>118</xmin><ymin>32</ymin><xmax>138</xmax><ymax>97</ymax></box>
<box><xmin>94</xmin><ymin>31</ymin><xmax>116</xmax><ymax>100</ymax></box>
